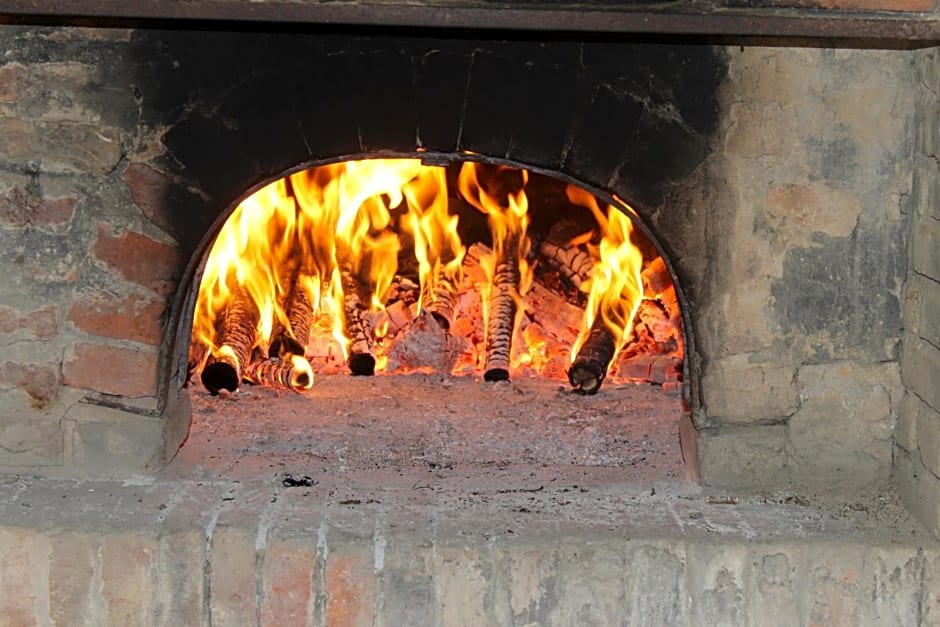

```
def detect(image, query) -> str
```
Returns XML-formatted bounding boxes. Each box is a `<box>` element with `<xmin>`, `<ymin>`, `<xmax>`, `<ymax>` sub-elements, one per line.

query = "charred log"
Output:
<box><xmin>567</xmin><ymin>318</ymin><xmax>617</xmax><ymax>395</ymax></box>
<box><xmin>243</xmin><ymin>357</ymin><xmax>312</xmax><ymax>390</ymax></box>
<box><xmin>201</xmin><ymin>288</ymin><xmax>259</xmax><ymax>394</ymax></box>
<box><xmin>538</xmin><ymin>240</ymin><xmax>594</xmax><ymax>292</ymax></box>
<box><xmin>269</xmin><ymin>276</ymin><xmax>313</xmax><ymax>359</ymax></box>
<box><xmin>340</xmin><ymin>264</ymin><xmax>376</xmax><ymax>376</ymax></box>
<box><xmin>425</xmin><ymin>272</ymin><xmax>458</xmax><ymax>330</ymax></box>
<box><xmin>483</xmin><ymin>236</ymin><xmax>520</xmax><ymax>382</ymax></box>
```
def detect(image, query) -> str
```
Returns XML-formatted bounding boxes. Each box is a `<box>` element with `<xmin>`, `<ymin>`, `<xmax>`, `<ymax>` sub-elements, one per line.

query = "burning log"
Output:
<box><xmin>200</xmin><ymin>288</ymin><xmax>259</xmax><ymax>394</ymax></box>
<box><xmin>567</xmin><ymin>318</ymin><xmax>616</xmax><ymax>395</ymax></box>
<box><xmin>424</xmin><ymin>273</ymin><xmax>459</xmax><ymax>330</ymax></box>
<box><xmin>243</xmin><ymin>356</ymin><xmax>312</xmax><ymax>391</ymax></box>
<box><xmin>483</xmin><ymin>235</ymin><xmax>520</xmax><ymax>382</ymax></box>
<box><xmin>269</xmin><ymin>276</ymin><xmax>313</xmax><ymax>360</ymax></box>
<box><xmin>340</xmin><ymin>264</ymin><xmax>376</xmax><ymax>376</ymax></box>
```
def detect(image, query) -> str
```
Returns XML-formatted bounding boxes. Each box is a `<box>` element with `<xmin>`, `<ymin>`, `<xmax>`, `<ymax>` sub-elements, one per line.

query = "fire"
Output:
<box><xmin>190</xmin><ymin>157</ymin><xmax>679</xmax><ymax>394</ymax></box>
<box><xmin>566</xmin><ymin>185</ymin><xmax>645</xmax><ymax>362</ymax></box>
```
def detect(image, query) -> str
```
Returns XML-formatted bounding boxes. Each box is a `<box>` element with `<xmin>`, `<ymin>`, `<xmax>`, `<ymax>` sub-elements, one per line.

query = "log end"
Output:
<box><xmin>483</xmin><ymin>367</ymin><xmax>510</xmax><ymax>382</ymax></box>
<box><xmin>430</xmin><ymin>311</ymin><xmax>451</xmax><ymax>331</ymax></box>
<box><xmin>567</xmin><ymin>360</ymin><xmax>606</xmax><ymax>395</ymax></box>
<box><xmin>348</xmin><ymin>353</ymin><xmax>376</xmax><ymax>376</ymax></box>
<box><xmin>201</xmin><ymin>361</ymin><xmax>240</xmax><ymax>395</ymax></box>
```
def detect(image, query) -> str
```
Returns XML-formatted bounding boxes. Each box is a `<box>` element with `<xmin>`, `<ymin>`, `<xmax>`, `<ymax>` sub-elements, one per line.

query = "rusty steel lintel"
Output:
<box><xmin>0</xmin><ymin>1</ymin><xmax>938</xmax><ymax>42</ymax></box>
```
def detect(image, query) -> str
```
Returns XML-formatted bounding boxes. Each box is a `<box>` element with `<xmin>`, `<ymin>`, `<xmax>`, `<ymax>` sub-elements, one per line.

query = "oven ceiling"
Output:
<box><xmin>0</xmin><ymin>0</ymin><xmax>938</xmax><ymax>41</ymax></box>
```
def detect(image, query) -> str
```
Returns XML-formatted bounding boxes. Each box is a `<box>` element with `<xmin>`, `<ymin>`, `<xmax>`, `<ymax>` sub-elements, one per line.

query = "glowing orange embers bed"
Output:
<box><xmin>188</xmin><ymin>159</ymin><xmax>682</xmax><ymax>395</ymax></box>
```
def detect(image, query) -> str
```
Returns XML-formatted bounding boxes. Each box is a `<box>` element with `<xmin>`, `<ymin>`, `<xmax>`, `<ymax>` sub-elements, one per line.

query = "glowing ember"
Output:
<box><xmin>190</xmin><ymin>158</ymin><xmax>682</xmax><ymax>394</ymax></box>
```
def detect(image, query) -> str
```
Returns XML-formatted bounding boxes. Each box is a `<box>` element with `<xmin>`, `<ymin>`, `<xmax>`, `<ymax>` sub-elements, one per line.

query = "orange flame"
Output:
<box><xmin>566</xmin><ymin>185</ymin><xmax>645</xmax><ymax>361</ymax></box>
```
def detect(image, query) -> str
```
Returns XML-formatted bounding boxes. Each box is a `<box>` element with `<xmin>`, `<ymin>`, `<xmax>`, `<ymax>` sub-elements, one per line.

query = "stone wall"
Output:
<box><xmin>688</xmin><ymin>47</ymin><xmax>916</xmax><ymax>493</ymax></box>
<box><xmin>897</xmin><ymin>47</ymin><xmax>940</xmax><ymax>538</ymax></box>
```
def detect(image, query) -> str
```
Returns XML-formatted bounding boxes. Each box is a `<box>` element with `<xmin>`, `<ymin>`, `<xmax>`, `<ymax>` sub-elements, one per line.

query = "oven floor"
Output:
<box><xmin>167</xmin><ymin>374</ymin><xmax>685</xmax><ymax>485</ymax></box>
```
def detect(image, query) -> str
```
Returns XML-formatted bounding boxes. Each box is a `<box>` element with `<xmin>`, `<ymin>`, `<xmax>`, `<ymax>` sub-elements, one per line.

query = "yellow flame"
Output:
<box><xmin>566</xmin><ymin>185</ymin><xmax>645</xmax><ymax>361</ymax></box>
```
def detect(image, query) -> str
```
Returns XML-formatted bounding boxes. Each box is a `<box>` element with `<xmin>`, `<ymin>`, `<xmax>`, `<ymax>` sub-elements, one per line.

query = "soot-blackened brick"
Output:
<box><xmin>617</xmin><ymin>116</ymin><xmax>707</xmax><ymax>205</ymax></box>
<box><xmin>162</xmin><ymin>112</ymin><xmax>262</xmax><ymax>204</ymax></box>
<box><xmin>354</xmin><ymin>45</ymin><xmax>419</xmax><ymax>153</ymax></box>
<box><xmin>416</xmin><ymin>48</ymin><xmax>474</xmax><ymax>153</ymax></box>
<box><xmin>563</xmin><ymin>84</ymin><xmax>644</xmax><ymax>188</ymax></box>
<box><xmin>458</xmin><ymin>49</ymin><xmax>524</xmax><ymax>157</ymax></box>
<box><xmin>506</xmin><ymin>63</ymin><xmax>580</xmax><ymax>170</ymax></box>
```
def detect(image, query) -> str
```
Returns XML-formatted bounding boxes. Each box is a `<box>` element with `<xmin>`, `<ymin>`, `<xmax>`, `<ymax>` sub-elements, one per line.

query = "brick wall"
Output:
<box><xmin>897</xmin><ymin>47</ymin><xmax>940</xmax><ymax>538</ymax></box>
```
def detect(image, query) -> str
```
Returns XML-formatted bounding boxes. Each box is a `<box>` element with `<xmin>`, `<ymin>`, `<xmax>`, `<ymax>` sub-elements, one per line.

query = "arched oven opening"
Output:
<box><xmin>172</xmin><ymin>154</ymin><xmax>692</xmax><ymax>480</ymax></box>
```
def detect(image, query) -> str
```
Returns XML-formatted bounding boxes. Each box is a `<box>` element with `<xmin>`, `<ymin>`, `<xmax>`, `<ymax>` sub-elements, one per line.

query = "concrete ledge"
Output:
<box><xmin>0</xmin><ymin>475</ymin><xmax>937</xmax><ymax>625</ymax></box>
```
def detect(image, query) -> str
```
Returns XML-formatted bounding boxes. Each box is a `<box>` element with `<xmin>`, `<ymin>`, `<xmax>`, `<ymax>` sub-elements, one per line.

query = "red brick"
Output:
<box><xmin>0</xmin><ymin>305</ymin><xmax>58</xmax><ymax>339</ymax></box>
<box><xmin>49</xmin><ymin>533</ymin><xmax>97</xmax><ymax>626</ymax></box>
<box><xmin>0</xmin><ymin>361</ymin><xmax>60</xmax><ymax>407</ymax></box>
<box><xmin>261</xmin><ymin>539</ymin><xmax>317</xmax><ymax>626</ymax></box>
<box><xmin>93</xmin><ymin>225</ymin><xmax>181</xmax><ymax>295</ymax></box>
<box><xmin>125</xmin><ymin>162</ymin><xmax>175</xmax><ymax>235</ymax></box>
<box><xmin>760</xmin><ymin>0</ymin><xmax>936</xmax><ymax>10</ymax></box>
<box><xmin>0</xmin><ymin>62</ymin><xmax>28</xmax><ymax>103</ymax></box>
<box><xmin>68</xmin><ymin>290</ymin><xmax>166</xmax><ymax>346</ymax></box>
<box><xmin>0</xmin><ymin>528</ymin><xmax>47</xmax><ymax>626</ymax></box>
<box><xmin>100</xmin><ymin>534</ymin><xmax>156</xmax><ymax>625</ymax></box>
<box><xmin>63</xmin><ymin>342</ymin><xmax>158</xmax><ymax>397</ymax></box>
<box><xmin>326</xmin><ymin>549</ymin><xmax>376</xmax><ymax>627</ymax></box>
<box><xmin>210</xmin><ymin>529</ymin><xmax>257</xmax><ymax>625</ymax></box>
<box><xmin>0</xmin><ymin>117</ymin><xmax>122</xmax><ymax>175</ymax></box>
<box><xmin>0</xmin><ymin>184</ymin><xmax>77</xmax><ymax>228</ymax></box>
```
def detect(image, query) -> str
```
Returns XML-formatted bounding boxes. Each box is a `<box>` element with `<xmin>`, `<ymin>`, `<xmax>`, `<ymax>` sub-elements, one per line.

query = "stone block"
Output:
<box><xmin>624</xmin><ymin>543</ymin><xmax>686</xmax><ymax>625</ymax></box>
<box><xmin>787</xmin><ymin>361</ymin><xmax>899</xmax><ymax>484</ymax></box>
<box><xmin>100</xmin><ymin>533</ymin><xmax>156</xmax><ymax>626</ymax></box>
<box><xmin>0</xmin><ymin>390</ymin><xmax>64</xmax><ymax>466</ymax></box>
<box><xmin>912</xmin><ymin>273</ymin><xmax>940</xmax><ymax>348</ymax></box>
<box><xmin>746</xmin><ymin>549</ymin><xmax>800</xmax><ymax>627</ymax></box>
<box><xmin>435</xmin><ymin>545</ymin><xmax>491</xmax><ymax>627</ymax></box>
<box><xmin>924</xmin><ymin>548</ymin><xmax>940</xmax><ymax>625</ymax></box>
<box><xmin>209</xmin><ymin>527</ymin><xmax>257</xmax><ymax>626</ymax></box>
<box><xmin>49</xmin><ymin>531</ymin><xmax>99</xmax><ymax>626</ymax></box>
<box><xmin>686</xmin><ymin>543</ymin><xmax>747</xmax><ymax>627</ymax></box>
<box><xmin>896</xmin><ymin>449</ymin><xmax>940</xmax><ymax>539</ymax></box>
<box><xmin>507</xmin><ymin>545</ymin><xmax>560</xmax><ymax>625</ymax></box>
<box><xmin>63</xmin><ymin>342</ymin><xmax>159</xmax><ymax>398</ymax></box>
<box><xmin>913</xmin><ymin>214</ymin><xmax>940</xmax><ymax>281</ymax></box>
<box><xmin>901</xmin><ymin>332</ymin><xmax>940</xmax><ymax>413</ymax></box>
<box><xmin>917</xmin><ymin>397</ymin><xmax>940</xmax><ymax>478</ymax></box>
<box><xmin>0</xmin><ymin>117</ymin><xmax>122</xmax><ymax>175</ymax></box>
<box><xmin>67</xmin><ymin>289</ymin><xmax>166</xmax><ymax>346</ymax></box>
<box><xmin>261</xmin><ymin>537</ymin><xmax>317</xmax><ymax>627</ymax></box>
<box><xmin>66</xmin><ymin>403</ymin><xmax>165</xmax><ymax>476</ymax></box>
<box><xmin>542</xmin><ymin>542</ymin><xmax>627</xmax><ymax>626</ymax></box>
<box><xmin>0</xmin><ymin>527</ymin><xmax>49</xmax><ymax>626</ymax></box>
<box><xmin>895</xmin><ymin>391</ymin><xmax>921</xmax><ymax>453</ymax></box>
<box><xmin>701</xmin><ymin>354</ymin><xmax>798</xmax><ymax>424</ymax></box>
<box><xmin>325</xmin><ymin>544</ymin><xmax>375</xmax><ymax>627</ymax></box>
<box><xmin>697</xmin><ymin>425</ymin><xmax>790</xmax><ymax>490</ymax></box>
<box><xmin>378</xmin><ymin>539</ymin><xmax>437</xmax><ymax>626</ymax></box>
<box><xmin>153</xmin><ymin>530</ymin><xmax>205</xmax><ymax>626</ymax></box>
<box><xmin>0</xmin><ymin>361</ymin><xmax>61</xmax><ymax>407</ymax></box>
<box><xmin>911</xmin><ymin>154</ymin><xmax>940</xmax><ymax>221</ymax></box>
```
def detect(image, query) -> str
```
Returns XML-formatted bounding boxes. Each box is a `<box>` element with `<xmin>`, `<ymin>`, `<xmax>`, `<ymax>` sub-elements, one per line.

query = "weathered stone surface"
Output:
<box><xmin>153</xmin><ymin>530</ymin><xmax>204</xmax><ymax>627</ymax></box>
<box><xmin>902</xmin><ymin>332</ymin><xmax>940</xmax><ymax>413</ymax></box>
<box><xmin>65</xmin><ymin>402</ymin><xmax>165</xmax><ymax>476</ymax></box>
<box><xmin>0</xmin><ymin>361</ymin><xmax>60</xmax><ymax>407</ymax></box>
<box><xmin>896</xmin><ymin>450</ymin><xmax>940</xmax><ymax>539</ymax></box>
<box><xmin>912</xmin><ymin>154</ymin><xmax>940</xmax><ymax>221</ymax></box>
<box><xmin>0</xmin><ymin>304</ymin><xmax>57</xmax><ymax>340</ymax></box>
<box><xmin>686</xmin><ymin>543</ymin><xmax>748</xmax><ymax>627</ymax></box>
<box><xmin>917</xmin><ymin>397</ymin><xmax>940</xmax><ymax>479</ymax></box>
<box><xmin>49</xmin><ymin>532</ymin><xmax>98</xmax><ymax>626</ymax></box>
<box><xmin>436</xmin><ymin>545</ymin><xmax>491</xmax><ymax>626</ymax></box>
<box><xmin>100</xmin><ymin>533</ymin><xmax>156</xmax><ymax>626</ymax></box>
<box><xmin>787</xmin><ymin>361</ymin><xmax>899</xmax><ymax>483</ymax></box>
<box><xmin>896</xmin><ymin>391</ymin><xmax>922</xmax><ymax>453</ymax></box>
<box><xmin>697</xmin><ymin>425</ymin><xmax>790</xmax><ymax>489</ymax></box>
<box><xmin>701</xmin><ymin>354</ymin><xmax>798</xmax><ymax>424</ymax></box>
<box><xmin>913</xmin><ymin>213</ymin><xmax>940</xmax><ymax>281</ymax></box>
<box><xmin>0</xmin><ymin>389</ymin><xmax>63</xmax><ymax>466</ymax></box>
<box><xmin>260</xmin><ymin>537</ymin><xmax>317</xmax><ymax>626</ymax></box>
<box><xmin>62</xmin><ymin>342</ymin><xmax>158</xmax><ymax>398</ymax></box>
<box><xmin>0</xmin><ymin>527</ymin><xmax>49</xmax><ymax>625</ymax></box>
<box><xmin>746</xmin><ymin>550</ymin><xmax>800</xmax><ymax>626</ymax></box>
<box><xmin>0</xmin><ymin>184</ymin><xmax>78</xmax><ymax>230</ymax></box>
<box><xmin>325</xmin><ymin>544</ymin><xmax>375</xmax><ymax>627</ymax></box>
<box><xmin>209</xmin><ymin>528</ymin><xmax>257</xmax><ymax>626</ymax></box>
<box><xmin>0</xmin><ymin>117</ymin><xmax>122</xmax><ymax>175</ymax></box>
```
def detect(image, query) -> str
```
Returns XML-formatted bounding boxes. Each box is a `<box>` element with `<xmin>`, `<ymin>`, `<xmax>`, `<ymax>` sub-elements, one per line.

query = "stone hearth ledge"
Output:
<box><xmin>0</xmin><ymin>473</ymin><xmax>937</xmax><ymax>625</ymax></box>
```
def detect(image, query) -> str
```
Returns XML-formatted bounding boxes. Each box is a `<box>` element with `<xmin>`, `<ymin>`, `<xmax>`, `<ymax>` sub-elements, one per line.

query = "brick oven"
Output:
<box><xmin>1</xmin><ymin>2</ymin><xmax>940</xmax><ymax>624</ymax></box>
